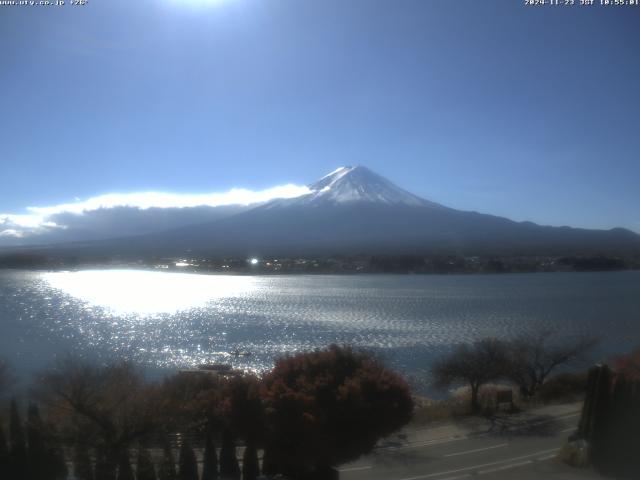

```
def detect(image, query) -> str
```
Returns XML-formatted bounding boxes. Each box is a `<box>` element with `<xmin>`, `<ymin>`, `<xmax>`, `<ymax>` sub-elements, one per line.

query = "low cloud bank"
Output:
<box><xmin>0</xmin><ymin>183</ymin><xmax>311</xmax><ymax>245</ymax></box>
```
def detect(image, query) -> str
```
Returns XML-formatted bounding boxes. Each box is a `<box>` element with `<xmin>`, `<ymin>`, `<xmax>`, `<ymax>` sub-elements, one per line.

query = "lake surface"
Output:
<box><xmin>0</xmin><ymin>269</ymin><xmax>638</xmax><ymax>393</ymax></box>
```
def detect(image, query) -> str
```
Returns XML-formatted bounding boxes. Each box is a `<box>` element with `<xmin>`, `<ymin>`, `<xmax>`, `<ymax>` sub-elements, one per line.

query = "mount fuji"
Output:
<box><xmin>268</xmin><ymin>166</ymin><xmax>437</xmax><ymax>208</ymax></box>
<box><xmin>60</xmin><ymin>165</ymin><xmax>637</xmax><ymax>258</ymax></box>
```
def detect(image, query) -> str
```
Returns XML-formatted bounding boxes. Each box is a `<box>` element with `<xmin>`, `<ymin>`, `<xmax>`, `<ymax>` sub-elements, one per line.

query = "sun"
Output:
<box><xmin>168</xmin><ymin>0</ymin><xmax>230</xmax><ymax>6</ymax></box>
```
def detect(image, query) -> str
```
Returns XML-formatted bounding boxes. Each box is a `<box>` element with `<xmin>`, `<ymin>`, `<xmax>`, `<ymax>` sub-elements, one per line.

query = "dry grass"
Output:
<box><xmin>557</xmin><ymin>440</ymin><xmax>590</xmax><ymax>468</ymax></box>
<box><xmin>411</xmin><ymin>384</ymin><xmax>522</xmax><ymax>425</ymax></box>
<box><xmin>412</xmin><ymin>375</ymin><xmax>587</xmax><ymax>427</ymax></box>
<box><xmin>412</xmin><ymin>396</ymin><xmax>470</xmax><ymax>424</ymax></box>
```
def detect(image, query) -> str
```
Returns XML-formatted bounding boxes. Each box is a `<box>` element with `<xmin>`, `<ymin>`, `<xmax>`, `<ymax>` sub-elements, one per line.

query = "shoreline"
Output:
<box><xmin>1</xmin><ymin>264</ymin><xmax>639</xmax><ymax>276</ymax></box>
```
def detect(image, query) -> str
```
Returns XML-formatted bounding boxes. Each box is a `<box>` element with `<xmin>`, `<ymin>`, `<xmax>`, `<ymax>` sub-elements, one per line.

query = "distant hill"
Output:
<box><xmin>25</xmin><ymin>165</ymin><xmax>639</xmax><ymax>259</ymax></box>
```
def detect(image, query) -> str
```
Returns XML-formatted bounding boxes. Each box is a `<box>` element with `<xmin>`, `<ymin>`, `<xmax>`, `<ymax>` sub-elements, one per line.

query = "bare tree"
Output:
<box><xmin>506</xmin><ymin>331</ymin><xmax>597</xmax><ymax>397</ymax></box>
<box><xmin>431</xmin><ymin>338</ymin><xmax>509</xmax><ymax>412</ymax></box>
<box><xmin>33</xmin><ymin>358</ymin><xmax>161</xmax><ymax>478</ymax></box>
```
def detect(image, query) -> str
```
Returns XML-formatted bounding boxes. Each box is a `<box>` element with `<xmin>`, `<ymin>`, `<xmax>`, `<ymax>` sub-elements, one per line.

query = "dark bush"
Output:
<box><xmin>539</xmin><ymin>372</ymin><xmax>588</xmax><ymax>403</ymax></box>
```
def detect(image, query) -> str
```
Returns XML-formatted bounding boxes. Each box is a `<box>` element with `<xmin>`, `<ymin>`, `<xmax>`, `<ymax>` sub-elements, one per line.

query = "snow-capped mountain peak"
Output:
<box><xmin>259</xmin><ymin>166</ymin><xmax>444</xmax><ymax>210</ymax></box>
<box><xmin>301</xmin><ymin>165</ymin><xmax>439</xmax><ymax>207</ymax></box>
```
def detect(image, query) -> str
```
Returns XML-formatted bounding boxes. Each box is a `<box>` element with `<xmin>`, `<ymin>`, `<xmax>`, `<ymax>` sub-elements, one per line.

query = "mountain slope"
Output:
<box><xmin>75</xmin><ymin>166</ymin><xmax>640</xmax><ymax>258</ymax></box>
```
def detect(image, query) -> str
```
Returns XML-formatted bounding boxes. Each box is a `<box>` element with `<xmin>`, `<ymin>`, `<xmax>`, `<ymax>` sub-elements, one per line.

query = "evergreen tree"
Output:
<box><xmin>0</xmin><ymin>422</ymin><xmax>9</xmax><ymax>479</ymax></box>
<box><xmin>9</xmin><ymin>398</ymin><xmax>28</xmax><ymax>480</ymax></box>
<box><xmin>158</xmin><ymin>442</ymin><xmax>177</xmax><ymax>480</ymax></box>
<box><xmin>26</xmin><ymin>403</ymin><xmax>47</xmax><ymax>480</ymax></box>
<box><xmin>116</xmin><ymin>449</ymin><xmax>134</xmax><ymax>480</ymax></box>
<box><xmin>73</xmin><ymin>442</ymin><xmax>94</xmax><ymax>480</ymax></box>
<box><xmin>136</xmin><ymin>446</ymin><xmax>157</xmax><ymax>480</ymax></box>
<box><xmin>577</xmin><ymin>366</ymin><xmax>600</xmax><ymax>439</ymax></box>
<box><xmin>201</xmin><ymin>431</ymin><xmax>218</xmax><ymax>480</ymax></box>
<box><xmin>95</xmin><ymin>447</ymin><xmax>117</xmax><ymax>480</ymax></box>
<box><xmin>219</xmin><ymin>428</ymin><xmax>240</xmax><ymax>480</ymax></box>
<box><xmin>178</xmin><ymin>440</ymin><xmax>198</xmax><ymax>480</ymax></box>
<box><xmin>260</xmin><ymin>445</ymin><xmax>277</xmax><ymax>476</ymax></box>
<box><xmin>49</xmin><ymin>443</ymin><xmax>68</xmax><ymax>480</ymax></box>
<box><xmin>591</xmin><ymin>365</ymin><xmax>613</xmax><ymax>471</ymax></box>
<box><xmin>607</xmin><ymin>376</ymin><xmax>630</xmax><ymax>475</ymax></box>
<box><xmin>241</xmin><ymin>441</ymin><xmax>259</xmax><ymax>480</ymax></box>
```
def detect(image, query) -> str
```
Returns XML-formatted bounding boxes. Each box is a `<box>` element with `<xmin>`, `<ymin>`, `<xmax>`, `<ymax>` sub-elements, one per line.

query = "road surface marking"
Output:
<box><xmin>379</xmin><ymin>435</ymin><xmax>471</xmax><ymax>451</ymax></box>
<box><xmin>478</xmin><ymin>459</ymin><xmax>533</xmax><ymax>474</ymax></box>
<box><xmin>382</xmin><ymin>411</ymin><xmax>580</xmax><ymax>453</ymax></box>
<box><xmin>338</xmin><ymin>465</ymin><xmax>372</xmax><ymax>472</ymax></box>
<box><xmin>444</xmin><ymin>443</ymin><xmax>508</xmax><ymax>458</ymax></box>
<box><xmin>511</xmin><ymin>412</ymin><xmax>580</xmax><ymax>429</ymax></box>
<box><xmin>537</xmin><ymin>453</ymin><xmax>558</xmax><ymax>461</ymax></box>
<box><xmin>397</xmin><ymin>448</ymin><xmax>560</xmax><ymax>480</ymax></box>
<box><xmin>404</xmin><ymin>410</ymin><xmax>580</xmax><ymax>435</ymax></box>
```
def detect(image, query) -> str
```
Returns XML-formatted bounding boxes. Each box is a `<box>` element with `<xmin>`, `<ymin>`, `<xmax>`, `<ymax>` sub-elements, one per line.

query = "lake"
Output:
<box><xmin>0</xmin><ymin>269</ymin><xmax>638</xmax><ymax>393</ymax></box>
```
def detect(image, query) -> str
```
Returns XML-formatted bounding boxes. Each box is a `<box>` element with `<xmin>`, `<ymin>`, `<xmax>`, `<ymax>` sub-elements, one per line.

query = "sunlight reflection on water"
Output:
<box><xmin>0</xmin><ymin>269</ymin><xmax>637</xmax><ymax>393</ymax></box>
<box><xmin>43</xmin><ymin>269</ymin><xmax>257</xmax><ymax>315</ymax></box>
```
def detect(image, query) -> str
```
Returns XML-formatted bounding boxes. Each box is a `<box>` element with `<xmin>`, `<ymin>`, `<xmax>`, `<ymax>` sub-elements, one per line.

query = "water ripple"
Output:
<box><xmin>0</xmin><ymin>269</ymin><xmax>638</xmax><ymax>392</ymax></box>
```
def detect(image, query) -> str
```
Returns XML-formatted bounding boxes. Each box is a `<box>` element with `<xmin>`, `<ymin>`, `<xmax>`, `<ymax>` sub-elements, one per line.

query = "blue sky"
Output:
<box><xmin>1</xmin><ymin>0</ymin><xmax>639</xmax><ymax>233</ymax></box>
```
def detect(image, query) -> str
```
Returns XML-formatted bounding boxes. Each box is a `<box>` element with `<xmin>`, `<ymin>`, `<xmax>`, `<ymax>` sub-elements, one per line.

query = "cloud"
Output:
<box><xmin>1</xmin><ymin>214</ymin><xmax>50</xmax><ymax>229</ymax></box>
<box><xmin>0</xmin><ymin>183</ymin><xmax>311</xmax><ymax>244</ymax></box>
<box><xmin>0</xmin><ymin>229</ymin><xmax>25</xmax><ymax>238</ymax></box>
<box><xmin>0</xmin><ymin>214</ymin><xmax>59</xmax><ymax>240</ymax></box>
<box><xmin>27</xmin><ymin>184</ymin><xmax>310</xmax><ymax>215</ymax></box>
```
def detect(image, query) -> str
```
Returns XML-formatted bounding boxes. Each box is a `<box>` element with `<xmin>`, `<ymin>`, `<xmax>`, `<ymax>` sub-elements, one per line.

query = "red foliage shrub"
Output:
<box><xmin>261</xmin><ymin>345</ymin><xmax>413</xmax><ymax>476</ymax></box>
<box><xmin>614</xmin><ymin>347</ymin><xmax>640</xmax><ymax>380</ymax></box>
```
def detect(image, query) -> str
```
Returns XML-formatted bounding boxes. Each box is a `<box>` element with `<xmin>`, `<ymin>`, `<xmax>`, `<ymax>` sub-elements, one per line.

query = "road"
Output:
<box><xmin>338</xmin><ymin>403</ymin><xmax>603</xmax><ymax>480</ymax></box>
